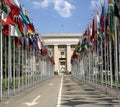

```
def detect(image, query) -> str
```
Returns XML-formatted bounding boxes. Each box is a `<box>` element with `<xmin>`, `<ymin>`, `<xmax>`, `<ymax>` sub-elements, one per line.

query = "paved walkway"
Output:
<box><xmin>0</xmin><ymin>75</ymin><xmax>120</xmax><ymax>107</ymax></box>
<box><xmin>61</xmin><ymin>75</ymin><xmax>120</xmax><ymax>107</ymax></box>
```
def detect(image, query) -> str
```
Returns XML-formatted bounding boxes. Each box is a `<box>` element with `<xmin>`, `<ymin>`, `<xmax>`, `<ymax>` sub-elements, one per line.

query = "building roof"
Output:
<box><xmin>40</xmin><ymin>33</ymin><xmax>82</xmax><ymax>45</ymax></box>
<box><xmin>40</xmin><ymin>33</ymin><xmax>83</xmax><ymax>38</ymax></box>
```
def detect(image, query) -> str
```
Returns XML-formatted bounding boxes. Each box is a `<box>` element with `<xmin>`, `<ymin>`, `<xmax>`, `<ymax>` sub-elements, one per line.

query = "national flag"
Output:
<box><xmin>2</xmin><ymin>0</ymin><xmax>20</xmax><ymax>25</ymax></box>
<box><xmin>40</xmin><ymin>41</ymin><xmax>48</xmax><ymax>56</ymax></box>
<box><xmin>2</xmin><ymin>24</ymin><xmax>9</xmax><ymax>36</ymax></box>
<box><xmin>0</xmin><ymin>0</ymin><xmax>9</xmax><ymax>14</ymax></box>
<box><xmin>90</xmin><ymin>23</ymin><xmax>92</xmax><ymax>36</ymax></box>
<box><xmin>100</xmin><ymin>5</ymin><xmax>105</xmax><ymax>34</ymax></box>
<box><xmin>108</xmin><ymin>0</ymin><xmax>114</xmax><ymax>4</ymax></box>
<box><xmin>19</xmin><ymin>6</ymin><xmax>30</xmax><ymax>24</ymax></box>
<box><xmin>108</xmin><ymin>0</ymin><xmax>114</xmax><ymax>40</ymax></box>
<box><xmin>2</xmin><ymin>10</ymin><xmax>15</xmax><ymax>25</ymax></box>
<box><xmin>90</xmin><ymin>16</ymin><xmax>98</xmax><ymax>51</ymax></box>
<box><xmin>27</xmin><ymin>23</ymin><xmax>35</xmax><ymax>34</ymax></box>
<box><xmin>90</xmin><ymin>17</ymin><xmax>96</xmax><ymax>42</ymax></box>
<box><xmin>96</xmin><ymin>11</ymin><xmax>102</xmax><ymax>41</ymax></box>
<box><xmin>114</xmin><ymin>0</ymin><xmax>120</xmax><ymax>19</ymax></box>
<box><xmin>35</xmin><ymin>34</ymin><xmax>42</xmax><ymax>50</ymax></box>
<box><xmin>29</xmin><ymin>35</ymin><xmax>37</xmax><ymax>52</ymax></box>
<box><xmin>83</xmin><ymin>30</ymin><xmax>87</xmax><ymax>36</ymax></box>
<box><xmin>96</xmin><ymin>11</ymin><xmax>101</xmax><ymax>30</ymax></box>
<box><xmin>10</xmin><ymin>25</ymin><xmax>22</xmax><ymax>37</ymax></box>
<box><xmin>14</xmin><ymin>17</ymin><xmax>24</xmax><ymax>37</ymax></box>
<box><xmin>15</xmin><ymin>37</ymin><xmax>22</xmax><ymax>47</ymax></box>
<box><xmin>24</xmin><ymin>9</ymin><xmax>30</xmax><ymax>23</ymax></box>
<box><xmin>87</xmin><ymin>24</ymin><xmax>90</xmax><ymax>36</ymax></box>
<box><xmin>23</xmin><ymin>37</ymin><xmax>27</xmax><ymax>50</ymax></box>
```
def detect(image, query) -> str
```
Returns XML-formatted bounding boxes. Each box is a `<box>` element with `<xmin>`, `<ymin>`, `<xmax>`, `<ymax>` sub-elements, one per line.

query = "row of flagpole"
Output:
<box><xmin>71</xmin><ymin>0</ymin><xmax>120</xmax><ymax>99</ymax></box>
<box><xmin>0</xmin><ymin>0</ymin><xmax>55</xmax><ymax>101</ymax></box>
<box><xmin>0</xmin><ymin>35</ymin><xmax>54</xmax><ymax>101</ymax></box>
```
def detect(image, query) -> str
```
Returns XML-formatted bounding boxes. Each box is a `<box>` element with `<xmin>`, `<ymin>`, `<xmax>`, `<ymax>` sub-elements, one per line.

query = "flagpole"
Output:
<box><xmin>21</xmin><ymin>39</ymin><xmax>24</xmax><ymax>90</ymax></box>
<box><xmin>0</xmin><ymin>10</ymin><xmax>3</xmax><ymax>101</ymax></box>
<box><xmin>103</xmin><ymin>0</ymin><xmax>108</xmax><ymax>93</ymax></box>
<box><xmin>109</xmin><ymin>32</ymin><xmax>113</xmax><ymax>95</ymax></box>
<box><xmin>8</xmin><ymin>25</ymin><xmax>12</xmax><ymax>98</ymax></box>
<box><xmin>114</xmin><ymin>16</ymin><xmax>119</xmax><ymax>98</ymax></box>
<box><xmin>5</xmin><ymin>35</ymin><xmax>7</xmax><ymax>91</ymax></box>
<box><xmin>13</xmin><ymin>36</ymin><xmax>16</xmax><ymax>95</ymax></box>
<box><xmin>25</xmin><ymin>44</ymin><xmax>27</xmax><ymax>89</ymax></box>
<box><xmin>101</xmin><ymin>39</ymin><xmax>104</xmax><ymax>90</ymax></box>
<box><xmin>18</xmin><ymin>39</ymin><xmax>20</xmax><ymax>93</ymax></box>
<box><xmin>107</xmin><ymin>0</ymin><xmax>113</xmax><ymax>95</ymax></box>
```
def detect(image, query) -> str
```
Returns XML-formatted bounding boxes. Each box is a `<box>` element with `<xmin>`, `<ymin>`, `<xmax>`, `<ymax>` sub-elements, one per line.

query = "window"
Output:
<box><xmin>71</xmin><ymin>45</ymin><xmax>76</xmax><ymax>49</ymax></box>
<box><xmin>60</xmin><ymin>62</ymin><xmax>65</xmax><ymax>65</ymax></box>
<box><xmin>61</xmin><ymin>51</ymin><xmax>64</xmax><ymax>55</ymax></box>
<box><xmin>58</xmin><ymin>45</ymin><xmax>66</xmax><ymax>49</ymax></box>
<box><xmin>47</xmin><ymin>45</ymin><xmax>54</xmax><ymax>49</ymax></box>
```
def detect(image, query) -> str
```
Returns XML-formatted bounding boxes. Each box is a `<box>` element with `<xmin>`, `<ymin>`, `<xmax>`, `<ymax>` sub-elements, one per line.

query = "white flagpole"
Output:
<box><xmin>109</xmin><ymin>34</ymin><xmax>113</xmax><ymax>95</ymax></box>
<box><xmin>114</xmin><ymin>16</ymin><xmax>119</xmax><ymax>98</ymax></box>
<box><xmin>0</xmin><ymin>10</ymin><xmax>3</xmax><ymax>101</ymax></box>
<box><xmin>13</xmin><ymin>37</ymin><xmax>16</xmax><ymax>94</ymax></box>
<box><xmin>18</xmin><ymin>41</ymin><xmax>20</xmax><ymax>92</ymax></box>
<box><xmin>21</xmin><ymin>39</ymin><xmax>24</xmax><ymax>90</ymax></box>
<box><xmin>5</xmin><ymin>36</ymin><xmax>7</xmax><ymax>90</ymax></box>
<box><xmin>25</xmin><ymin>46</ymin><xmax>27</xmax><ymax>89</ymax></box>
<box><xmin>101</xmin><ymin>40</ymin><xmax>104</xmax><ymax>90</ymax></box>
<box><xmin>8</xmin><ymin>25</ymin><xmax>12</xmax><ymax>97</ymax></box>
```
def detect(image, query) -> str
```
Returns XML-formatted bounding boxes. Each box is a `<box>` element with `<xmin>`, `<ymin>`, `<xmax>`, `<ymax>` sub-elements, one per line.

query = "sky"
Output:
<box><xmin>20</xmin><ymin>0</ymin><xmax>107</xmax><ymax>34</ymax></box>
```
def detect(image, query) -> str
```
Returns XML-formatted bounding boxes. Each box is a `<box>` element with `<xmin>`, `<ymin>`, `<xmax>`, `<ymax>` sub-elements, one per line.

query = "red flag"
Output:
<box><xmin>100</xmin><ymin>5</ymin><xmax>105</xmax><ymax>34</ymax></box>
<box><xmin>2</xmin><ymin>24</ymin><xmax>9</xmax><ymax>36</ymax></box>
<box><xmin>15</xmin><ymin>37</ymin><xmax>22</xmax><ymax>47</ymax></box>
<box><xmin>27</xmin><ymin>24</ymin><xmax>35</xmax><ymax>34</ymax></box>
<box><xmin>2</xmin><ymin>0</ymin><xmax>20</xmax><ymax>25</ymax></box>
<box><xmin>15</xmin><ymin>17</ymin><xmax>24</xmax><ymax>37</ymax></box>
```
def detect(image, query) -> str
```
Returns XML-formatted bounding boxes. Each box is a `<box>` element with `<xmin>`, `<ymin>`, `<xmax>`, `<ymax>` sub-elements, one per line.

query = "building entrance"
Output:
<box><xmin>59</xmin><ymin>58</ymin><xmax>66</xmax><ymax>73</ymax></box>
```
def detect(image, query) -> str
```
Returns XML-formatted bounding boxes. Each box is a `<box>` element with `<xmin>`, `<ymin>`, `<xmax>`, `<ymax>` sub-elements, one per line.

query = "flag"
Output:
<box><xmin>90</xmin><ymin>17</ymin><xmax>95</xmax><ymax>42</ymax></box>
<box><xmin>2</xmin><ymin>11</ymin><xmax>15</xmax><ymax>25</ymax></box>
<box><xmin>96</xmin><ymin>11</ymin><xmax>101</xmax><ymax>30</ymax></box>
<box><xmin>36</xmin><ymin>34</ymin><xmax>42</xmax><ymax>50</ymax></box>
<box><xmin>15</xmin><ymin>37</ymin><xmax>22</xmax><ymax>47</ymax></box>
<box><xmin>29</xmin><ymin>35</ymin><xmax>37</xmax><ymax>51</ymax></box>
<box><xmin>90</xmin><ymin>16</ymin><xmax>98</xmax><ymax>51</ymax></box>
<box><xmin>0</xmin><ymin>0</ymin><xmax>9</xmax><ymax>14</ymax></box>
<box><xmin>27</xmin><ymin>23</ymin><xmax>35</xmax><ymax>34</ymax></box>
<box><xmin>2</xmin><ymin>24</ymin><xmax>9</xmax><ymax>36</ymax></box>
<box><xmin>2</xmin><ymin>0</ymin><xmax>20</xmax><ymax>25</ymax></box>
<box><xmin>19</xmin><ymin>6</ymin><xmax>30</xmax><ymax>24</ymax></box>
<box><xmin>10</xmin><ymin>25</ymin><xmax>22</xmax><ymax>37</ymax></box>
<box><xmin>114</xmin><ymin>1</ymin><xmax>120</xmax><ymax>19</ymax></box>
<box><xmin>108</xmin><ymin>0</ymin><xmax>114</xmax><ymax>40</ymax></box>
<box><xmin>100</xmin><ymin>5</ymin><xmax>105</xmax><ymax>34</ymax></box>
<box><xmin>24</xmin><ymin>9</ymin><xmax>30</xmax><ymax>23</ymax></box>
<box><xmin>96</xmin><ymin>11</ymin><xmax>102</xmax><ymax>41</ymax></box>
<box><xmin>90</xmin><ymin>23</ymin><xmax>92</xmax><ymax>36</ymax></box>
<box><xmin>14</xmin><ymin>17</ymin><xmax>24</xmax><ymax>37</ymax></box>
<box><xmin>23</xmin><ymin>37</ymin><xmax>27</xmax><ymax>50</ymax></box>
<box><xmin>86</xmin><ymin>24</ymin><xmax>90</xmax><ymax>36</ymax></box>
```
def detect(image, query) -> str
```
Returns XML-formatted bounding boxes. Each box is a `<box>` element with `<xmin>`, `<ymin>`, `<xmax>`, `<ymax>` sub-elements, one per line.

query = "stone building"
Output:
<box><xmin>41</xmin><ymin>33</ymin><xmax>82</xmax><ymax>74</ymax></box>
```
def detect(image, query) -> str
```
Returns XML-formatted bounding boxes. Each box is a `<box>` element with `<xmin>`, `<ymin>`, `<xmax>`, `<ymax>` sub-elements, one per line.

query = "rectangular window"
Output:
<box><xmin>47</xmin><ymin>45</ymin><xmax>54</xmax><ymax>49</ymax></box>
<box><xmin>71</xmin><ymin>45</ymin><xmax>76</xmax><ymax>49</ymax></box>
<box><xmin>61</xmin><ymin>51</ymin><xmax>64</xmax><ymax>55</ymax></box>
<box><xmin>58</xmin><ymin>45</ymin><xmax>66</xmax><ymax>49</ymax></box>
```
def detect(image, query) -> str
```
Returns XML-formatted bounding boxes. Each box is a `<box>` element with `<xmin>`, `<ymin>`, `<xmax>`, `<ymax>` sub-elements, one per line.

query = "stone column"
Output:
<box><xmin>54</xmin><ymin>44</ymin><xmax>59</xmax><ymax>73</ymax></box>
<box><xmin>67</xmin><ymin>44</ymin><xmax>71</xmax><ymax>73</ymax></box>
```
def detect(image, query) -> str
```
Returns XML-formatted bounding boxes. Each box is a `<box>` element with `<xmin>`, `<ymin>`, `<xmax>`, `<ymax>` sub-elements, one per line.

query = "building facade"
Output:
<box><xmin>41</xmin><ymin>33</ymin><xmax>82</xmax><ymax>74</ymax></box>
